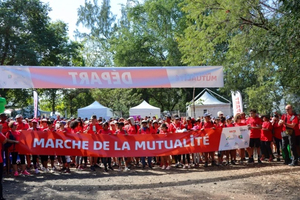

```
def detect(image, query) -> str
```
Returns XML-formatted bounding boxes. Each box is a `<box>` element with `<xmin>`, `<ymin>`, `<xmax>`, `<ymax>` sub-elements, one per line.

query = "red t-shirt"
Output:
<box><xmin>126</xmin><ymin>124</ymin><xmax>139</xmax><ymax>135</ymax></box>
<box><xmin>0</xmin><ymin>121</ymin><xmax>9</xmax><ymax>134</ymax></box>
<box><xmin>261</xmin><ymin>121</ymin><xmax>273</xmax><ymax>141</ymax></box>
<box><xmin>235</xmin><ymin>123</ymin><xmax>246</xmax><ymax>127</ymax></box>
<box><xmin>273</xmin><ymin>122</ymin><xmax>282</xmax><ymax>139</ymax></box>
<box><xmin>226</xmin><ymin>123</ymin><xmax>235</xmax><ymax>127</ymax></box>
<box><xmin>98</xmin><ymin>129</ymin><xmax>112</xmax><ymax>135</ymax></box>
<box><xmin>150</xmin><ymin>126</ymin><xmax>159</xmax><ymax>134</ymax></box>
<box><xmin>16</xmin><ymin>122</ymin><xmax>29</xmax><ymax>131</ymax></box>
<box><xmin>116</xmin><ymin>129</ymin><xmax>127</xmax><ymax>135</ymax></box>
<box><xmin>6</xmin><ymin>130</ymin><xmax>20</xmax><ymax>152</ymax></box>
<box><xmin>246</xmin><ymin>117</ymin><xmax>262</xmax><ymax>138</ymax></box>
<box><xmin>140</xmin><ymin>127</ymin><xmax>151</xmax><ymax>134</ymax></box>
<box><xmin>168</xmin><ymin>122</ymin><xmax>185</xmax><ymax>133</ymax></box>
<box><xmin>56</xmin><ymin>128</ymin><xmax>68</xmax><ymax>135</ymax></box>
<box><xmin>86</xmin><ymin>123</ymin><xmax>101</xmax><ymax>134</ymax></box>
<box><xmin>74</xmin><ymin>126</ymin><xmax>83</xmax><ymax>134</ymax></box>
<box><xmin>0</xmin><ymin>133</ymin><xmax>6</xmax><ymax>163</ymax></box>
<box><xmin>200</xmin><ymin>121</ymin><xmax>215</xmax><ymax>129</ymax></box>
<box><xmin>281</xmin><ymin>114</ymin><xmax>299</xmax><ymax>136</ymax></box>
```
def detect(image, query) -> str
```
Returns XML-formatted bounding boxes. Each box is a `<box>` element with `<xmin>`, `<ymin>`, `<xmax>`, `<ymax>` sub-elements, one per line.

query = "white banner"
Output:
<box><xmin>0</xmin><ymin>66</ymin><xmax>223</xmax><ymax>88</ymax></box>
<box><xmin>218</xmin><ymin>126</ymin><xmax>250</xmax><ymax>151</ymax></box>
<box><xmin>33</xmin><ymin>91</ymin><xmax>38</xmax><ymax>118</ymax></box>
<box><xmin>231</xmin><ymin>90</ymin><xmax>243</xmax><ymax>116</ymax></box>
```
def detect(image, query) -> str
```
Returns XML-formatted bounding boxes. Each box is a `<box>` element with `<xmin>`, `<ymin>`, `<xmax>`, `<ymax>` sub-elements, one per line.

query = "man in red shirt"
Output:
<box><xmin>200</xmin><ymin>113</ymin><xmax>217</xmax><ymax>167</ymax></box>
<box><xmin>281</xmin><ymin>104</ymin><xmax>298</xmax><ymax>166</ymax></box>
<box><xmin>15</xmin><ymin>114</ymin><xmax>29</xmax><ymax>130</ymax></box>
<box><xmin>0</xmin><ymin>113</ymin><xmax>9</xmax><ymax>135</ymax></box>
<box><xmin>246</xmin><ymin>109</ymin><xmax>262</xmax><ymax>164</ymax></box>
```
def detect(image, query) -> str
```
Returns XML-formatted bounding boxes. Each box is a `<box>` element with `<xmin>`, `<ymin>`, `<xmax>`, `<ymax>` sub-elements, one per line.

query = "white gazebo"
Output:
<box><xmin>129</xmin><ymin>100</ymin><xmax>161</xmax><ymax>118</ymax></box>
<box><xmin>187</xmin><ymin>89</ymin><xmax>231</xmax><ymax>118</ymax></box>
<box><xmin>77</xmin><ymin>101</ymin><xmax>113</xmax><ymax>119</ymax></box>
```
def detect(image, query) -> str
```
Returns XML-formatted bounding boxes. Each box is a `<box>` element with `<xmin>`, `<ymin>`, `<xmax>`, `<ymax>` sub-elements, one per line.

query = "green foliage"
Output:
<box><xmin>179</xmin><ymin>0</ymin><xmax>300</xmax><ymax>113</ymax></box>
<box><xmin>91</xmin><ymin>88</ymin><xmax>142</xmax><ymax>117</ymax></box>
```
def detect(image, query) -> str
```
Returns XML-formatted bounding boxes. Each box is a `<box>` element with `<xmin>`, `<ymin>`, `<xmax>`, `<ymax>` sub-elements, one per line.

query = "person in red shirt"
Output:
<box><xmin>280</xmin><ymin>104</ymin><xmax>298</xmax><ymax>166</ymax></box>
<box><xmin>15</xmin><ymin>115</ymin><xmax>30</xmax><ymax>170</ymax></box>
<box><xmin>27</xmin><ymin>119</ymin><xmax>41</xmax><ymax>174</ymax></box>
<box><xmin>200</xmin><ymin>113</ymin><xmax>217</xmax><ymax>167</ymax></box>
<box><xmin>40</xmin><ymin>118</ymin><xmax>48</xmax><ymax>130</ymax></box>
<box><xmin>246</xmin><ymin>109</ymin><xmax>262</xmax><ymax>164</ymax></box>
<box><xmin>272</xmin><ymin>115</ymin><xmax>283</xmax><ymax>162</ymax></box>
<box><xmin>84</xmin><ymin>115</ymin><xmax>101</xmax><ymax>171</ymax></box>
<box><xmin>15</xmin><ymin>114</ymin><xmax>29</xmax><ymax>131</ymax></box>
<box><xmin>169</xmin><ymin>116</ymin><xmax>185</xmax><ymax>167</ymax></box>
<box><xmin>139</xmin><ymin>120</ymin><xmax>153</xmax><ymax>169</ymax></box>
<box><xmin>150</xmin><ymin>120</ymin><xmax>159</xmax><ymax>134</ymax></box>
<box><xmin>260</xmin><ymin>115</ymin><xmax>274</xmax><ymax>162</ymax></box>
<box><xmin>159</xmin><ymin>123</ymin><xmax>171</xmax><ymax>170</ymax></box>
<box><xmin>98</xmin><ymin>122</ymin><xmax>113</xmax><ymax>172</ymax></box>
<box><xmin>234</xmin><ymin>113</ymin><xmax>246</xmax><ymax>163</ymax></box>
<box><xmin>0</xmin><ymin>113</ymin><xmax>9</xmax><ymax>135</ymax></box>
<box><xmin>125</xmin><ymin>117</ymin><xmax>139</xmax><ymax>135</ymax></box>
<box><xmin>7</xmin><ymin>121</ymin><xmax>30</xmax><ymax>176</ymax></box>
<box><xmin>115</xmin><ymin>122</ymin><xmax>130</xmax><ymax>171</ymax></box>
<box><xmin>0</xmin><ymin>124</ymin><xmax>19</xmax><ymax>200</ymax></box>
<box><xmin>42</xmin><ymin>120</ymin><xmax>56</xmax><ymax>172</ymax></box>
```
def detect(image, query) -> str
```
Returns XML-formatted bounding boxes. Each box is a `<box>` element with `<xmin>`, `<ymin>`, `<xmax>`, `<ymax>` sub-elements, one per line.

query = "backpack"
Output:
<box><xmin>4</xmin><ymin>131</ymin><xmax>16</xmax><ymax>149</ymax></box>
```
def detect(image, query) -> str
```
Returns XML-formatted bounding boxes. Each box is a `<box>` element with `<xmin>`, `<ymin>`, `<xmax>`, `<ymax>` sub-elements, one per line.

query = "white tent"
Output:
<box><xmin>129</xmin><ymin>100</ymin><xmax>161</xmax><ymax>118</ymax></box>
<box><xmin>77</xmin><ymin>101</ymin><xmax>113</xmax><ymax>120</ymax></box>
<box><xmin>187</xmin><ymin>89</ymin><xmax>231</xmax><ymax>118</ymax></box>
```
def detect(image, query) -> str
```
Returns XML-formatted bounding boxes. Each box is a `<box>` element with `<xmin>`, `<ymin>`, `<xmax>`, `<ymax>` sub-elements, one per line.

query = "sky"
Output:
<box><xmin>40</xmin><ymin>0</ymin><xmax>127</xmax><ymax>40</ymax></box>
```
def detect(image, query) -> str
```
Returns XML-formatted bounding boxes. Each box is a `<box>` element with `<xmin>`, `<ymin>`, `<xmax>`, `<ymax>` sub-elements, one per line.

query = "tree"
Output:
<box><xmin>76</xmin><ymin>0</ymin><xmax>116</xmax><ymax>67</ymax></box>
<box><xmin>91</xmin><ymin>88</ymin><xmax>142</xmax><ymax>117</ymax></box>
<box><xmin>178</xmin><ymin>0</ymin><xmax>300</xmax><ymax>113</ymax></box>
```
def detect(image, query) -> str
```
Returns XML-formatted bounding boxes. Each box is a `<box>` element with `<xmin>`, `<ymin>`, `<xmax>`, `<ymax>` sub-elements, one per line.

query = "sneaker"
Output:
<box><xmin>45</xmin><ymin>168</ymin><xmax>50</xmax><ymax>173</ymax></box>
<box><xmin>277</xmin><ymin>158</ymin><xmax>281</xmax><ymax>162</ymax></box>
<box><xmin>258</xmin><ymin>158</ymin><xmax>262</xmax><ymax>164</ymax></box>
<box><xmin>166</xmin><ymin>166</ymin><xmax>171</xmax><ymax>170</ymax></box>
<box><xmin>183</xmin><ymin>165</ymin><xmax>186</xmax><ymax>169</ymax></box>
<box><xmin>14</xmin><ymin>171</ymin><xmax>19</xmax><ymax>177</ymax></box>
<box><xmin>289</xmin><ymin>162</ymin><xmax>298</xmax><ymax>166</ymax></box>
<box><xmin>118</xmin><ymin>167</ymin><xmax>122</xmax><ymax>171</ymax></box>
<box><xmin>268</xmin><ymin>158</ymin><xmax>273</xmax><ymax>162</ymax></box>
<box><xmin>22</xmin><ymin>170</ymin><xmax>30</xmax><ymax>175</ymax></box>
<box><xmin>247</xmin><ymin>158</ymin><xmax>254</xmax><ymax>164</ymax></box>
<box><xmin>35</xmin><ymin>168</ymin><xmax>40</xmax><ymax>174</ymax></box>
<box><xmin>188</xmin><ymin>164</ymin><xmax>191</xmax><ymax>169</ymax></box>
<box><xmin>161</xmin><ymin>165</ymin><xmax>166</xmax><ymax>170</ymax></box>
<box><xmin>124</xmin><ymin>167</ymin><xmax>130</xmax><ymax>171</ymax></box>
<box><xmin>231</xmin><ymin>160</ymin><xmax>236</xmax><ymax>165</ymax></box>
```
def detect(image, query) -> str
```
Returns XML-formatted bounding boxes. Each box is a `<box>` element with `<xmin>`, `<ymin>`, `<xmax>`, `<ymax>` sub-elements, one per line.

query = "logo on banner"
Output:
<box><xmin>238</xmin><ymin>135</ymin><xmax>243</xmax><ymax>139</ymax></box>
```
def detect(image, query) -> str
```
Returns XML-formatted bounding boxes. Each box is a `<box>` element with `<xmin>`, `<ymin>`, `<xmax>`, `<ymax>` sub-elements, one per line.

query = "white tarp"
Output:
<box><xmin>129</xmin><ymin>100</ymin><xmax>161</xmax><ymax>118</ymax></box>
<box><xmin>77</xmin><ymin>101</ymin><xmax>113</xmax><ymax>119</ymax></box>
<box><xmin>187</xmin><ymin>91</ymin><xmax>231</xmax><ymax>117</ymax></box>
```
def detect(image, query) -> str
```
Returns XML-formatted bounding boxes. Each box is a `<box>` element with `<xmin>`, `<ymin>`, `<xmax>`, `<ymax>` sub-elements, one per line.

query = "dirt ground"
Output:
<box><xmin>3</xmin><ymin>160</ymin><xmax>300</xmax><ymax>200</ymax></box>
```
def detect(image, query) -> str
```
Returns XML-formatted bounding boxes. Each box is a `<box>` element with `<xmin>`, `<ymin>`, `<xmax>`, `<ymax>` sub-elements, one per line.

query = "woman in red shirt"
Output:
<box><xmin>159</xmin><ymin>123</ymin><xmax>171</xmax><ymax>170</ymax></box>
<box><xmin>260</xmin><ymin>115</ymin><xmax>274</xmax><ymax>162</ymax></box>
<box><xmin>0</xmin><ymin>124</ymin><xmax>19</xmax><ymax>200</ymax></box>
<box><xmin>272</xmin><ymin>115</ymin><xmax>282</xmax><ymax>161</ymax></box>
<box><xmin>234</xmin><ymin>114</ymin><xmax>247</xmax><ymax>163</ymax></box>
<box><xmin>7</xmin><ymin>121</ymin><xmax>30</xmax><ymax>176</ymax></box>
<box><xmin>98</xmin><ymin>122</ymin><xmax>113</xmax><ymax>172</ymax></box>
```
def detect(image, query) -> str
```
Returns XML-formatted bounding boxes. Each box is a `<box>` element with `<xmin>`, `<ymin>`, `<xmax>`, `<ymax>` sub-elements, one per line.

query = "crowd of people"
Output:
<box><xmin>0</xmin><ymin>104</ymin><xmax>299</xmax><ymax>180</ymax></box>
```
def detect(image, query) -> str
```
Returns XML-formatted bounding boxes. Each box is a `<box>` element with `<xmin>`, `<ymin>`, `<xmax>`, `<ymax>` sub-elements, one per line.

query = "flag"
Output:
<box><xmin>33</xmin><ymin>91</ymin><xmax>38</xmax><ymax>118</ymax></box>
<box><xmin>231</xmin><ymin>90</ymin><xmax>243</xmax><ymax>116</ymax></box>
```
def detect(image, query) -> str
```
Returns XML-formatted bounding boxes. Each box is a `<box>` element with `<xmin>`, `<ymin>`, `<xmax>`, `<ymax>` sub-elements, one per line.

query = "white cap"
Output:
<box><xmin>217</xmin><ymin>111</ymin><xmax>224</xmax><ymax>116</ymax></box>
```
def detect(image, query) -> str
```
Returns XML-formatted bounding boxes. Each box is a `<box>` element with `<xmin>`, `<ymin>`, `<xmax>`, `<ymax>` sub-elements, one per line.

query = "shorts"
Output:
<box><xmin>249</xmin><ymin>138</ymin><xmax>261</xmax><ymax>148</ymax></box>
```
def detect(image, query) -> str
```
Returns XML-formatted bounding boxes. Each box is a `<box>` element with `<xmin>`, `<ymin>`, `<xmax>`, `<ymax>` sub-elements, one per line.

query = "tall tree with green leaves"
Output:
<box><xmin>179</xmin><ymin>0</ymin><xmax>300</xmax><ymax>113</ymax></box>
